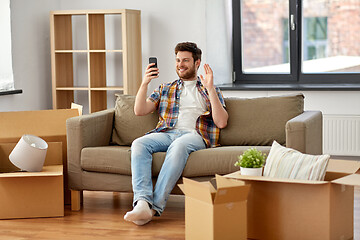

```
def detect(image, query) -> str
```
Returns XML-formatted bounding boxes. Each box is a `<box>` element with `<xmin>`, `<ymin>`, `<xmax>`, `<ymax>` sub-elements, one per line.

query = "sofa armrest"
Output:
<box><xmin>66</xmin><ymin>108</ymin><xmax>115</xmax><ymax>190</ymax></box>
<box><xmin>285</xmin><ymin>111</ymin><xmax>323</xmax><ymax>155</ymax></box>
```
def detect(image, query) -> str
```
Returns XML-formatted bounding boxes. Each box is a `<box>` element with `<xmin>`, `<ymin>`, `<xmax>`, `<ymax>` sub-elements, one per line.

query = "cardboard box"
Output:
<box><xmin>179</xmin><ymin>175</ymin><xmax>250</xmax><ymax>240</ymax></box>
<box><xmin>0</xmin><ymin>165</ymin><xmax>64</xmax><ymax>219</ymax></box>
<box><xmin>0</xmin><ymin>142</ymin><xmax>63</xmax><ymax>219</ymax></box>
<box><xmin>0</xmin><ymin>109</ymin><xmax>79</xmax><ymax>204</ymax></box>
<box><xmin>0</xmin><ymin>142</ymin><xmax>63</xmax><ymax>172</ymax></box>
<box><xmin>225</xmin><ymin>159</ymin><xmax>360</xmax><ymax>240</ymax></box>
<box><xmin>0</xmin><ymin>108</ymin><xmax>78</xmax><ymax>162</ymax></box>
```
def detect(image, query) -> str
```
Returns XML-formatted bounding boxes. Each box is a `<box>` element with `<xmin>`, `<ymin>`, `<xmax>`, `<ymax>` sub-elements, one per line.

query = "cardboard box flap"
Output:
<box><xmin>225</xmin><ymin>171</ymin><xmax>329</xmax><ymax>185</ymax></box>
<box><xmin>214</xmin><ymin>184</ymin><xmax>250</xmax><ymax>204</ymax></box>
<box><xmin>0</xmin><ymin>109</ymin><xmax>79</xmax><ymax>141</ymax></box>
<box><xmin>326</xmin><ymin>159</ymin><xmax>360</xmax><ymax>174</ymax></box>
<box><xmin>332</xmin><ymin>173</ymin><xmax>360</xmax><ymax>187</ymax></box>
<box><xmin>178</xmin><ymin>183</ymin><xmax>185</xmax><ymax>194</ymax></box>
<box><xmin>198</xmin><ymin>181</ymin><xmax>217</xmax><ymax>202</ymax></box>
<box><xmin>214</xmin><ymin>175</ymin><xmax>249</xmax><ymax>204</ymax></box>
<box><xmin>0</xmin><ymin>165</ymin><xmax>63</xmax><ymax>178</ymax></box>
<box><xmin>200</xmin><ymin>181</ymin><xmax>217</xmax><ymax>193</ymax></box>
<box><xmin>215</xmin><ymin>174</ymin><xmax>245</xmax><ymax>188</ymax></box>
<box><xmin>182</xmin><ymin>178</ymin><xmax>213</xmax><ymax>204</ymax></box>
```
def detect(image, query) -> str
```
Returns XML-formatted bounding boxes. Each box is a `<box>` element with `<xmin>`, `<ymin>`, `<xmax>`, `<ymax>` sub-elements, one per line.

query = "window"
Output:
<box><xmin>0</xmin><ymin>0</ymin><xmax>15</xmax><ymax>92</ymax></box>
<box><xmin>232</xmin><ymin>0</ymin><xmax>360</xmax><ymax>87</ymax></box>
<box><xmin>303</xmin><ymin>17</ymin><xmax>327</xmax><ymax>61</ymax></box>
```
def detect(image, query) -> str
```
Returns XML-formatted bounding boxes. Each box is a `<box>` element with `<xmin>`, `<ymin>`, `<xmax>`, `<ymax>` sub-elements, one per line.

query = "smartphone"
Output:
<box><xmin>149</xmin><ymin>57</ymin><xmax>158</xmax><ymax>76</ymax></box>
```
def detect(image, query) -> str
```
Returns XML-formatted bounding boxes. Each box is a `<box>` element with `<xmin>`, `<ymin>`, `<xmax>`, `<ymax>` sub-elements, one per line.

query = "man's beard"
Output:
<box><xmin>176</xmin><ymin>64</ymin><xmax>197</xmax><ymax>80</ymax></box>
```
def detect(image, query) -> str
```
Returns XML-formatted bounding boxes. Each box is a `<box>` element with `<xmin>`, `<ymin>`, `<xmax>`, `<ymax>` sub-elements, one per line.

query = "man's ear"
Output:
<box><xmin>195</xmin><ymin>59</ymin><xmax>201</xmax><ymax>69</ymax></box>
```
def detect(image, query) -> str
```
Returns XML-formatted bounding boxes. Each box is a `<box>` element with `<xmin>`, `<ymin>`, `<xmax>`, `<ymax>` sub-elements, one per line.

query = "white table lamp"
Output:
<box><xmin>9</xmin><ymin>134</ymin><xmax>48</xmax><ymax>172</ymax></box>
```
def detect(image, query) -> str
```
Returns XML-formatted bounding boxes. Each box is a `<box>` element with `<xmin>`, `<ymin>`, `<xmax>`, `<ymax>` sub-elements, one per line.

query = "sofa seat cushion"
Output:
<box><xmin>219</xmin><ymin>94</ymin><xmax>304</xmax><ymax>146</ymax></box>
<box><xmin>81</xmin><ymin>146</ymin><xmax>132</xmax><ymax>175</ymax></box>
<box><xmin>81</xmin><ymin>145</ymin><xmax>271</xmax><ymax>177</ymax></box>
<box><xmin>182</xmin><ymin>146</ymin><xmax>271</xmax><ymax>177</ymax></box>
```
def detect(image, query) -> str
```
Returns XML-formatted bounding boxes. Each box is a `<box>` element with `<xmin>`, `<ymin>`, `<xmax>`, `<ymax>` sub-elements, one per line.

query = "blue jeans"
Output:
<box><xmin>130</xmin><ymin>129</ymin><xmax>206</xmax><ymax>215</ymax></box>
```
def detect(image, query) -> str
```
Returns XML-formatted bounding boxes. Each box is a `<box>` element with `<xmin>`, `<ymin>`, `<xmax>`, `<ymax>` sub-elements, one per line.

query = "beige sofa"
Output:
<box><xmin>66</xmin><ymin>93</ymin><xmax>322</xmax><ymax>210</ymax></box>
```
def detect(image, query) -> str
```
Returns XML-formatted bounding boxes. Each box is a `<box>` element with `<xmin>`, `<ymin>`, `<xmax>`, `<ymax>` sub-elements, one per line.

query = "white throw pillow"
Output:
<box><xmin>263</xmin><ymin>141</ymin><xmax>330</xmax><ymax>181</ymax></box>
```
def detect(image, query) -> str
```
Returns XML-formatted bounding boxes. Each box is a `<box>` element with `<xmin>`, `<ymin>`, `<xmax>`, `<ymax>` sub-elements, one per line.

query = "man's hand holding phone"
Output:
<box><xmin>143</xmin><ymin>57</ymin><xmax>159</xmax><ymax>86</ymax></box>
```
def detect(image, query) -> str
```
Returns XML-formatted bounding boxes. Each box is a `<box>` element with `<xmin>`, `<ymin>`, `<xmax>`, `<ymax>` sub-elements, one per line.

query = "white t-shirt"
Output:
<box><xmin>174</xmin><ymin>80</ymin><xmax>207</xmax><ymax>131</ymax></box>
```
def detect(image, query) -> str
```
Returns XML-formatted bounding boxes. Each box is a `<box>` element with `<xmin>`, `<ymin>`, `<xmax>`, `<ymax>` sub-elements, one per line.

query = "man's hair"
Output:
<box><xmin>175</xmin><ymin>42</ymin><xmax>202</xmax><ymax>62</ymax></box>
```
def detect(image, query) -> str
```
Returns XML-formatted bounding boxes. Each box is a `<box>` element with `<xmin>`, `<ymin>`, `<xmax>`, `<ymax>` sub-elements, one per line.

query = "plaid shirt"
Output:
<box><xmin>148</xmin><ymin>78</ymin><xmax>226</xmax><ymax>148</ymax></box>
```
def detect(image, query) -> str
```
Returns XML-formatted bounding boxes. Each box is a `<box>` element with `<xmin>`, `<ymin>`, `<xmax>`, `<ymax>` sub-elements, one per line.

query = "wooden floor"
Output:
<box><xmin>0</xmin><ymin>188</ymin><xmax>359</xmax><ymax>240</ymax></box>
<box><xmin>0</xmin><ymin>192</ymin><xmax>185</xmax><ymax>240</ymax></box>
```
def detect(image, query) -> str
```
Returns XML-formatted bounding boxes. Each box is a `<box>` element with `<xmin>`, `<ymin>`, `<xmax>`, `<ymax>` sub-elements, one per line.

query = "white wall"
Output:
<box><xmin>0</xmin><ymin>0</ymin><xmax>59</xmax><ymax>111</ymax></box>
<box><xmin>222</xmin><ymin>91</ymin><xmax>360</xmax><ymax>115</ymax></box>
<box><xmin>0</xmin><ymin>0</ymin><xmax>207</xmax><ymax>111</ymax></box>
<box><xmin>0</xmin><ymin>0</ymin><xmax>359</xmax><ymax>117</ymax></box>
<box><xmin>57</xmin><ymin>0</ymin><xmax>207</xmax><ymax>92</ymax></box>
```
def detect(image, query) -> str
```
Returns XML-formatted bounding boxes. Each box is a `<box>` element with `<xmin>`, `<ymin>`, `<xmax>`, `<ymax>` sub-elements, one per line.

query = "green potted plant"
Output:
<box><xmin>234</xmin><ymin>148</ymin><xmax>267</xmax><ymax>176</ymax></box>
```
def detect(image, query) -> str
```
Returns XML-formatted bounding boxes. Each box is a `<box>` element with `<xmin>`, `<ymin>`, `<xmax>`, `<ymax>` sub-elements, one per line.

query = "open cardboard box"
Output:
<box><xmin>225</xmin><ymin>159</ymin><xmax>360</xmax><ymax>240</ymax></box>
<box><xmin>179</xmin><ymin>175</ymin><xmax>250</xmax><ymax>240</ymax></box>
<box><xmin>0</xmin><ymin>109</ymin><xmax>79</xmax><ymax>204</ymax></box>
<box><xmin>0</xmin><ymin>142</ymin><xmax>63</xmax><ymax>172</ymax></box>
<box><xmin>0</xmin><ymin>142</ymin><xmax>64</xmax><ymax>219</ymax></box>
<box><xmin>0</xmin><ymin>165</ymin><xmax>64</xmax><ymax>219</ymax></box>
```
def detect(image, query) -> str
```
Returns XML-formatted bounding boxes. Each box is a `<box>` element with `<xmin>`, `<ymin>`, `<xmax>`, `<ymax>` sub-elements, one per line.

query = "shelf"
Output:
<box><xmin>90</xmin><ymin>50</ymin><xmax>123</xmax><ymax>53</ymax></box>
<box><xmin>55</xmin><ymin>87</ymin><xmax>125</xmax><ymax>91</ymax></box>
<box><xmin>50</xmin><ymin>9</ymin><xmax>133</xmax><ymax>15</ymax></box>
<box><xmin>55</xmin><ymin>53</ymin><xmax>74</xmax><ymax>87</ymax></box>
<box><xmin>55</xmin><ymin>50</ymin><xmax>88</xmax><ymax>53</ymax></box>
<box><xmin>51</xmin><ymin>9</ymin><xmax>142</xmax><ymax>113</ymax></box>
<box><xmin>55</xmin><ymin>91</ymin><xmax>74</xmax><ymax>109</ymax></box>
<box><xmin>90</xmin><ymin>87</ymin><xmax>124</xmax><ymax>91</ymax></box>
<box><xmin>56</xmin><ymin>87</ymin><xmax>89</xmax><ymax>91</ymax></box>
<box><xmin>55</xmin><ymin>50</ymin><xmax>123</xmax><ymax>53</ymax></box>
<box><xmin>89</xmin><ymin>14</ymin><xmax>105</xmax><ymax>50</ymax></box>
<box><xmin>53</xmin><ymin>15</ymin><xmax>72</xmax><ymax>50</ymax></box>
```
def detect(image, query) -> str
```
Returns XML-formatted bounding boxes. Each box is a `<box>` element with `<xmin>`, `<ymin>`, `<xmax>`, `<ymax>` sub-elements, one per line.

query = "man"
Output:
<box><xmin>124</xmin><ymin>42</ymin><xmax>228</xmax><ymax>225</ymax></box>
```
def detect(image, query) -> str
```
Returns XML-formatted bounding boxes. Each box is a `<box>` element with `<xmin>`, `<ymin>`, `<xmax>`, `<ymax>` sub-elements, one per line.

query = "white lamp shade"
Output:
<box><xmin>9</xmin><ymin>134</ymin><xmax>48</xmax><ymax>172</ymax></box>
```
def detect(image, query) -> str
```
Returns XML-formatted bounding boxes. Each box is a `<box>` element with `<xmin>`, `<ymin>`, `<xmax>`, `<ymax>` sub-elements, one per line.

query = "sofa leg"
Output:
<box><xmin>71</xmin><ymin>190</ymin><xmax>82</xmax><ymax>211</ymax></box>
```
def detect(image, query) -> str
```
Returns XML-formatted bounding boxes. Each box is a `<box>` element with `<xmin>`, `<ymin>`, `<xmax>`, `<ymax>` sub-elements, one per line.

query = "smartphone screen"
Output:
<box><xmin>149</xmin><ymin>57</ymin><xmax>158</xmax><ymax>76</ymax></box>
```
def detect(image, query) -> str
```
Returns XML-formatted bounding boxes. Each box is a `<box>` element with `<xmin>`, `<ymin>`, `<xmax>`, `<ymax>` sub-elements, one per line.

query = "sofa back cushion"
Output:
<box><xmin>219</xmin><ymin>94</ymin><xmax>304</xmax><ymax>146</ymax></box>
<box><xmin>112</xmin><ymin>95</ymin><xmax>158</xmax><ymax>146</ymax></box>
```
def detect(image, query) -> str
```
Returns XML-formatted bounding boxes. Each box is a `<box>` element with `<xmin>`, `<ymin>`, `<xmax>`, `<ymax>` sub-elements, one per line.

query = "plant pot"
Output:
<box><xmin>240</xmin><ymin>167</ymin><xmax>263</xmax><ymax>176</ymax></box>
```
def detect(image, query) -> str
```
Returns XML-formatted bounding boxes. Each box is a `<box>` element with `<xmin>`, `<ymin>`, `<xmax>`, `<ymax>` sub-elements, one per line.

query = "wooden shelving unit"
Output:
<box><xmin>50</xmin><ymin>9</ymin><xmax>142</xmax><ymax>113</ymax></box>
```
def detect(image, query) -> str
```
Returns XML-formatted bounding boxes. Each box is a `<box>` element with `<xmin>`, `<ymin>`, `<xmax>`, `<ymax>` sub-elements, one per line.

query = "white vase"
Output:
<box><xmin>240</xmin><ymin>167</ymin><xmax>263</xmax><ymax>176</ymax></box>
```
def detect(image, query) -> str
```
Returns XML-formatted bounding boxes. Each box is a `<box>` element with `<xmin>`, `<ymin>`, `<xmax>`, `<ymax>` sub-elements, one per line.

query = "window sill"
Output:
<box><xmin>218</xmin><ymin>83</ymin><xmax>360</xmax><ymax>91</ymax></box>
<box><xmin>0</xmin><ymin>89</ymin><xmax>23</xmax><ymax>96</ymax></box>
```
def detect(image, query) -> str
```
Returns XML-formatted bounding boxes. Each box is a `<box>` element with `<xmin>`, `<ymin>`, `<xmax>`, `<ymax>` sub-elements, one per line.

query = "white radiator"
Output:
<box><xmin>323</xmin><ymin>115</ymin><xmax>360</xmax><ymax>156</ymax></box>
